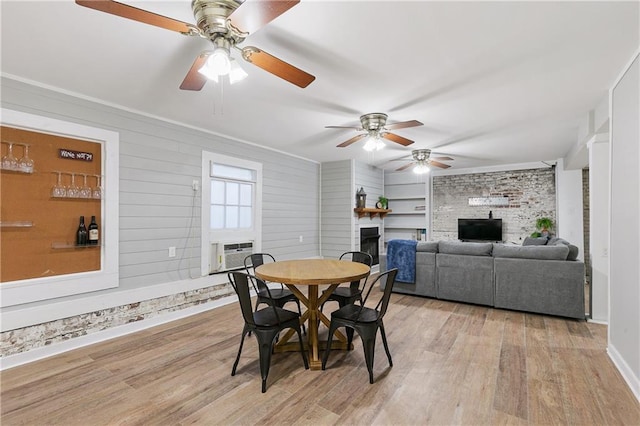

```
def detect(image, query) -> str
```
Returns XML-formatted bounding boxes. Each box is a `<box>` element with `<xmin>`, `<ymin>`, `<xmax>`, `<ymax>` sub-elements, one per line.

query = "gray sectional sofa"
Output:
<box><xmin>380</xmin><ymin>238</ymin><xmax>585</xmax><ymax>319</ymax></box>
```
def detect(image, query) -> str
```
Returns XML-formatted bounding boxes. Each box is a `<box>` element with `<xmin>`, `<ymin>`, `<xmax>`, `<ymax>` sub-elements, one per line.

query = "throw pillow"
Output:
<box><xmin>438</xmin><ymin>241</ymin><xmax>493</xmax><ymax>256</ymax></box>
<box><xmin>492</xmin><ymin>244</ymin><xmax>570</xmax><ymax>260</ymax></box>
<box><xmin>522</xmin><ymin>236</ymin><xmax>549</xmax><ymax>246</ymax></box>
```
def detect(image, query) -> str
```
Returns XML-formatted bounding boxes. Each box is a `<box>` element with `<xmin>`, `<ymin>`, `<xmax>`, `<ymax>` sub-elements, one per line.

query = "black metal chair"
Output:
<box><xmin>321</xmin><ymin>251</ymin><xmax>373</xmax><ymax>312</ymax></box>
<box><xmin>244</xmin><ymin>253</ymin><xmax>305</xmax><ymax>333</ymax></box>
<box><xmin>228</xmin><ymin>271</ymin><xmax>309</xmax><ymax>393</ymax></box>
<box><xmin>322</xmin><ymin>268</ymin><xmax>398</xmax><ymax>384</ymax></box>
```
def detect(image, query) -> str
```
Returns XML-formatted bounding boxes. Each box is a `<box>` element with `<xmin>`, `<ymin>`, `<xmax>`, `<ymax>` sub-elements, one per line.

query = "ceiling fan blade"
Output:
<box><xmin>228</xmin><ymin>0</ymin><xmax>299</xmax><ymax>35</ymax></box>
<box><xmin>180</xmin><ymin>53</ymin><xmax>209</xmax><ymax>91</ymax></box>
<box><xmin>432</xmin><ymin>156</ymin><xmax>454</xmax><ymax>161</ymax></box>
<box><xmin>381</xmin><ymin>132</ymin><xmax>414</xmax><ymax>146</ymax></box>
<box><xmin>241</xmin><ymin>46</ymin><xmax>315</xmax><ymax>88</ymax></box>
<box><xmin>396</xmin><ymin>162</ymin><xmax>415</xmax><ymax>172</ymax></box>
<box><xmin>337</xmin><ymin>134</ymin><xmax>367</xmax><ymax>148</ymax></box>
<box><xmin>384</xmin><ymin>120</ymin><xmax>424</xmax><ymax>130</ymax></box>
<box><xmin>75</xmin><ymin>0</ymin><xmax>196</xmax><ymax>34</ymax></box>
<box><xmin>429</xmin><ymin>160</ymin><xmax>451</xmax><ymax>169</ymax></box>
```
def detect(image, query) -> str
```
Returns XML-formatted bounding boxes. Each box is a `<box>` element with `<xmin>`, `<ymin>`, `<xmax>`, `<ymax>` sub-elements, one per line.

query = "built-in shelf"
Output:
<box><xmin>354</xmin><ymin>207</ymin><xmax>392</xmax><ymax>219</ymax></box>
<box><xmin>0</xmin><ymin>221</ymin><xmax>34</xmax><ymax>228</ymax></box>
<box><xmin>50</xmin><ymin>196</ymin><xmax>101</xmax><ymax>201</ymax></box>
<box><xmin>386</xmin><ymin>196</ymin><xmax>422</xmax><ymax>201</ymax></box>
<box><xmin>0</xmin><ymin>168</ymin><xmax>34</xmax><ymax>174</ymax></box>
<box><xmin>51</xmin><ymin>242</ymin><xmax>101</xmax><ymax>249</ymax></box>
<box><xmin>384</xmin><ymin>180</ymin><xmax>429</xmax><ymax>240</ymax></box>
<box><xmin>387</xmin><ymin>212</ymin><xmax>425</xmax><ymax>215</ymax></box>
<box><xmin>384</xmin><ymin>225</ymin><xmax>426</xmax><ymax>230</ymax></box>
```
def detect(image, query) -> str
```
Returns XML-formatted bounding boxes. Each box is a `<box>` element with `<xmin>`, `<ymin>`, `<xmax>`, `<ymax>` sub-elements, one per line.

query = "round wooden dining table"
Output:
<box><xmin>255</xmin><ymin>258</ymin><xmax>371</xmax><ymax>370</ymax></box>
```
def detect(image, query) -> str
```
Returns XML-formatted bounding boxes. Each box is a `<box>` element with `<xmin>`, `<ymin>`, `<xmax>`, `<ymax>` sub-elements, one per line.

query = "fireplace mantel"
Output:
<box><xmin>354</xmin><ymin>207</ymin><xmax>392</xmax><ymax>219</ymax></box>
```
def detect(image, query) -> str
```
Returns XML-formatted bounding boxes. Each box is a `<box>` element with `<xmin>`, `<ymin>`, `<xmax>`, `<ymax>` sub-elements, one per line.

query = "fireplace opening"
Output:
<box><xmin>360</xmin><ymin>227</ymin><xmax>380</xmax><ymax>266</ymax></box>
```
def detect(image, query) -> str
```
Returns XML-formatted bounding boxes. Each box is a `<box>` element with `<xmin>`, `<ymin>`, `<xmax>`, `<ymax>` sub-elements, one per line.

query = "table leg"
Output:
<box><xmin>307</xmin><ymin>285</ymin><xmax>320</xmax><ymax>367</ymax></box>
<box><xmin>274</xmin><ymin>283</ymin><xmax>351</xmax><ymax>370</ymax></box>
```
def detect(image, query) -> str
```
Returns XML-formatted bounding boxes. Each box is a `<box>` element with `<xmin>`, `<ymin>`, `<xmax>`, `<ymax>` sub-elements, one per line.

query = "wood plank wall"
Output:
<box><xmin>354</xmin><ymin>160</ymin><xmax>384</xmax><ymax>251</ymax></box>
<box><xmin>1</xmin><ymin>77</ymin><xmax>319</xmax><ymax>299</ymax></box>
<box><xmin>320</xmin><ymin>160</ymin><xmax>352</xmax><ymax>259</ymax></box>
<box><xmin>320</xmin><ymin>160</ymin><xmax>384</xmax><ymax>259</ymax></box>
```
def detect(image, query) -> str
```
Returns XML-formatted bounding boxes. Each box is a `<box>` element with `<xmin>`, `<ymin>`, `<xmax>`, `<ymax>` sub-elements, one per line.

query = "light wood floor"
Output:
<box><xmin>2</xmin><ymin>293</ymin><xmax>639</xmax><ymax>425</ymax></box>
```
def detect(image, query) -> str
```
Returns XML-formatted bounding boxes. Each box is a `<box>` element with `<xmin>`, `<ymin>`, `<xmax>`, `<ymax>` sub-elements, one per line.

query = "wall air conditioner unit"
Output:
<box><xmin>210</xmin><ymin>241</ymin><xmax>253</xmax><ymax>273</ymax></box>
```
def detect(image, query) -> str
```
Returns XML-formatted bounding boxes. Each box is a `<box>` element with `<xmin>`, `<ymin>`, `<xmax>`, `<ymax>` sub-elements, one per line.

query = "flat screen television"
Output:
<box><xmin>458</xmin><ymin>218</ymin><xmax>502</xmax><ymax>242</ymax></box>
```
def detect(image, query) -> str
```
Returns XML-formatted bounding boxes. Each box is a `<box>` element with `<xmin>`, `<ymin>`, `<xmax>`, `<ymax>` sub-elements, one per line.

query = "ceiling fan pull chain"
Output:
<box><xmin>220</xmin><ymin>78</ymin><xmax>225</xmax><ymax>116</ymax></box>
<box><xmin>210</xmin><ymin>78</ymin><xmax>226</xmax><ymax>116</ymax></box>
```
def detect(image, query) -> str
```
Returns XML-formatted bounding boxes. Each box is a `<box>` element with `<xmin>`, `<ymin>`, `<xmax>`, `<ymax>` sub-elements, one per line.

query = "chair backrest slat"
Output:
<box><xmin>358</xmin><ymin>268</ymin><xmax>398</xmax><ymax>321</ymax></box>
<box><xmin>228</xmin><ymin>271</ymin><xmax>257</xmax><ymax>326</ymax></box>
<box><xmin>229</xmin><ymin>271</ymin><xmax>283</xmax><ymax>325</ymax></box>
<box><xmin>245</xmin><ymin>253</ymin><xmax>276</xmax><ymax>271</ymax></box>
<box><xmin>339</xmin><ymin>251</ymin><xmax>373</xmax><ymax>289</ymax></box>
<box><xmin>244</xmin><ymin>253</ymin><xmax>281</xmax><ymax>292</ymax></box>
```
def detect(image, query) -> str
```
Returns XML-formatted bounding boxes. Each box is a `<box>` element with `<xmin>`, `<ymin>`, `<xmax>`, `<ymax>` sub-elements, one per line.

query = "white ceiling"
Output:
<box><xmin>1</xmin><ymin>1</ymin><xmax>638</xmax><ymax>170</ymax></box>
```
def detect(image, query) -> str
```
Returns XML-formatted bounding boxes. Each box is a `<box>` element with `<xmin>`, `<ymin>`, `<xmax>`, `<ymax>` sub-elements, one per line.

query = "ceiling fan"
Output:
<box><xmin>327</xmin><ymin>113</ymin><xmax>423</xmax><ymax>151</ymax></box>
<box><xmin>75</xmin><ymin>0</ymin><xmax>315</xmax><ymax>89</ymax></box>
<box><xmin>393</xmin><ymin>149</ymin><xmax>453</xmax><ymax>173</ymax></box>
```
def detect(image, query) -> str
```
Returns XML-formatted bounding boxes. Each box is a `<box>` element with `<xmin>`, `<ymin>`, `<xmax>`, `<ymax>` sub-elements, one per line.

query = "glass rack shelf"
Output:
<box><xmin>51</xmin><ymin>242</ymin><xmax>101</xmax><ymax>249</ymax></box>
<box><xmin>0</xmin><ymin>221</ymin><xmax>34</xmax><ymax>228</ymax></box>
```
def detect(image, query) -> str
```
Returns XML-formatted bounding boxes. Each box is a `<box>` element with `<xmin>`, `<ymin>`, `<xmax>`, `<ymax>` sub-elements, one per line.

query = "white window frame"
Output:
<box><xmin>201</xmin><ymin>151</ymin><xmax>262</xmax><ymax>276</ymax></box>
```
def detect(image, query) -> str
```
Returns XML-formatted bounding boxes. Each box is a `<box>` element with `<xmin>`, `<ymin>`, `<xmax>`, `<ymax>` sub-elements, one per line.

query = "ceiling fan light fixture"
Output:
<box><xmin>413</xmin><ymin>163</ymin><xmax>430</xmax><ymax>174</ymax></box>
<box><xmin>363</xmin><ymin>132</ymin><xmax>385</xmax><ymax>151</ymax></box>
<box><xmin>362</xmin><ymin>138</ymin><xmax>377</xmax><ymax>151</ymax></box>
<box><xmin>229</xmin><ymin>58</ymin><xmax>248</xmax><ymax>84</ymax></box>
<box><xmin>198</xmin><ymin>60</ymin><xmax>220</xmax><ymax>82</ymax></box>
<box><xmin>207</xmin><ymin>46</ymin><xmax>232</xmax><ymax>76</ymax></box>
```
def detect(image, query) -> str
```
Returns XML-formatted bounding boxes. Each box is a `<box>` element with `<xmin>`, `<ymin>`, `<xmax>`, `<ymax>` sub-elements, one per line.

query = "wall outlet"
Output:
<box><xmin>299</xmin><ymin>235</ymin><xmax>303</xmax><ymax>243</ymax></box>
<box><xmin>168</xmin><ymin>246</ymin><xmax>176</xmax><ymax>258</ymax></box>
<box><xmin>192</xmin><ymin>180</ymin><xmax>199</xmax><ymax>192</ymax></box>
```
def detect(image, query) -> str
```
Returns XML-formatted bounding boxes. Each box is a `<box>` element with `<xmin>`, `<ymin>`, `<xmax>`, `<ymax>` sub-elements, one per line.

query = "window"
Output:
<box><xmin>201</xmin><ymin>152</ymin><xmax>262</xmax><ymax>276</ymax></box>
<box><xmin>210</xmin><ymin>163</ymin><xmax>255</xmax><ymax>230</ymax></box>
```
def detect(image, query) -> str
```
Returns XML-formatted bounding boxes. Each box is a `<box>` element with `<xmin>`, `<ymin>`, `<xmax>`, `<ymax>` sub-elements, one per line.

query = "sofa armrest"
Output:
<box><xmin>380</xmin><ymin>252</ymin><xmax>436</xmax><ymax>297</ymax></box>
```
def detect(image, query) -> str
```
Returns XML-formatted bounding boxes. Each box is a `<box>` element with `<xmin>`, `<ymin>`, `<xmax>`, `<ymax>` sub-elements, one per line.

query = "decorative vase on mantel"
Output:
<box><xmin>377</xmin><ymin>196</ymin><xmax>388</xmax><ymax>210</ymax></box>
<box><xmin>356</xmin><ymin>187</ymin><xmax>367</xmax><ymax>208</ymax></box>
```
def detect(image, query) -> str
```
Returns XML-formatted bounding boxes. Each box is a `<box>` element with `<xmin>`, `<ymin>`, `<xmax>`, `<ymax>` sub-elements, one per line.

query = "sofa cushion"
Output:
<box><xmin>436</xmin><ymin>254</ymin><xmax>494</xmax><ymax>305</ymax></box>
<box><xmin>547</xmin><ymin>237</ymin><xmax>579</xmax><ymax>260</ymax></box>
<box><xmin>493</xmin><ymin>244</ymin><xmax>570</xmax><ymax>260</ymax></box>
<box><xmin>522</xmin><ymin>236</ymin><xmax>549</xmax><ymax>246</ymax></box>
<box><xmin>438</xmin><ymin>241</ymin><xmax>493</xmax><ymax>256</ymax></box>
<box><xmin>416</xmin><ymin>242</ymin><xmax>439</xmax><ymax>253</ymax></box>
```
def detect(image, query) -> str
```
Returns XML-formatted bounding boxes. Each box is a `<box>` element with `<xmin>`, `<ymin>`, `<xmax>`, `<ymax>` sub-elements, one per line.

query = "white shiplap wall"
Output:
<box><xmin>354</xmin><ymin>161</ymin><xmax>384</xmax><ymax>251</ymax></box>
<box><xmin>320</xmin><ymin>160</ymin><xmax>384</xmax><ymax>259</ymax></box>
<box><xmin>320</xmin><ymin>160</ymin><xmax>352</xmax><ymax>259</ymax></box>
<box><xmin>1</xmin><ymin>77</ymin><xmax>319</xmax><ymax>319</ymax></box>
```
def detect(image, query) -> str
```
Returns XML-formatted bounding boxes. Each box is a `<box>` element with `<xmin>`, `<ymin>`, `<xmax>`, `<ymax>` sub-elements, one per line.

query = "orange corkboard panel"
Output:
<box><xmin>1</xmin><ymin>126</ymin><xmax>102</xmax><ymax>283</ymax></box>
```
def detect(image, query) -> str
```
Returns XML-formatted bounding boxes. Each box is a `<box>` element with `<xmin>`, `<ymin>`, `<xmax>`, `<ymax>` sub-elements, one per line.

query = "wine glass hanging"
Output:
<box><xmin>1</xmin><ymin>141</ymin><xmax>34</xmax><ymax>173</ymax></box>
<box><xmin>51</xmin><ymin>171</ymin><xmax>67</xmax><ymax>197</ymax></box>
<box><xmin>51</xmin><ymin>172</ymin><xmax>102</xmax><ymax>199</ymax></box>
<box><xmin>92</xmin><ymin>175</ymin><xmax>103</xmax><ymax>200</ymax></box>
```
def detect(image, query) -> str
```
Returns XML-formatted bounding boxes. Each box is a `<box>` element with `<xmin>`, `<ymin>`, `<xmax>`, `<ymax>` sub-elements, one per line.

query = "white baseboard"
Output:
<box><xmin>587</xmin><ymin>318</ymin><xmax>608</xmax><ymax>325</ymax></box>
<box><xmin>608</xmin><ymin>343</ymin><xmax>640</xmax><ymax>402</ymax></box>
<box><xmin>0</xmin><ymin>294</ymin><xmax>237</xmax><ymax>371</ymax></box>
